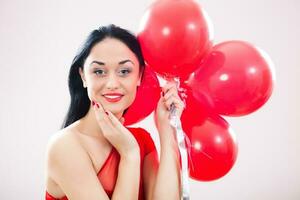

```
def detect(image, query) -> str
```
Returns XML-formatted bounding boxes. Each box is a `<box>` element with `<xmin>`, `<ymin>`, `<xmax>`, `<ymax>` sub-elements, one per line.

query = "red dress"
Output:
<box><xmin>46</xmin><ymin>127</ymin><xmax>156</xmax><ymax>200</ymax></box>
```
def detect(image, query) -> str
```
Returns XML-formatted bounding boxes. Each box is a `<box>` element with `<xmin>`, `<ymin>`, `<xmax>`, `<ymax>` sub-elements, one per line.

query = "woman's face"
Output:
<box><xmin>79</xmin><ymin>37</ymin><xmax>141</xmax><ymax>116</ymax></box>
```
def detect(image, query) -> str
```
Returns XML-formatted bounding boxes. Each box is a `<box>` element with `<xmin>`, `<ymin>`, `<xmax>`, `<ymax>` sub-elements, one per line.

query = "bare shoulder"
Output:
<box><xmin>45</xmin><ymin>127</ymin><xmax>111</xmax><ymax>199</ymax></box>
<box><xmin>45</xmin><ymin>127</ymin><xmax>89</xmax><ymax>180</ymax></box>
<box><xmin>46</xmin><ymin>128</ymin><xmax>82</xmax><ymax>159</ymax></box>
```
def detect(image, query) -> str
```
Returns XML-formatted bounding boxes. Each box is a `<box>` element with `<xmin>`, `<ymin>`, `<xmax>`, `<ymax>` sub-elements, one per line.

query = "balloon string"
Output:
<box><xmin>169</xmin><ymin>77</ymin><xmax>191</xmax><ymax>200</ymax></box>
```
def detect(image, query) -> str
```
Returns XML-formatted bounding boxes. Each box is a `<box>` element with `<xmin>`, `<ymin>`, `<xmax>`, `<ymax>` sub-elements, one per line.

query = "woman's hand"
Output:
<box><xmin>155</xmin><ymin>81</ymin><xmax>185</xmax><ymax>132</ymax></box>
<box><xmin>151</xmin><ymin>81</ymin><xmax>183</xmax><ymax>200</ymax></box>
<box><xmin>92</xmin><ymin>101</ymin><xmax>139</xmax><ymax>157</ymax></box>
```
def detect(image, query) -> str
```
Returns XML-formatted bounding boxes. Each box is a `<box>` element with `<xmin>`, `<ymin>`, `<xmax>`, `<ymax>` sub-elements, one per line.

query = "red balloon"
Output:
<box><xmin>182</xmin><ymin>115</ymin><xmax>238</xmax><ymax>181</ymax></box>
<box><xmin>138</xmin><ymin>0</ymin><xmax>212</xmax><ymax>79</ymax></box>
<box><xmin>180</xmin><ymin>82</ymin><xmax>215</xmax><ymax>127</ymax></box>
<box><xmin>123</xmin><ymin>65</ymin><xmax>160</xmax><ymax>125</ymax></box>
<box><xmin>180</xmin><ymin>87</ymin><xmax>238</xmax><ymax>181</ymax></box>
<box><xmin>186</xmin><ymin>41</ymin><xmax>275</xmax><ymax>116</ymax></box>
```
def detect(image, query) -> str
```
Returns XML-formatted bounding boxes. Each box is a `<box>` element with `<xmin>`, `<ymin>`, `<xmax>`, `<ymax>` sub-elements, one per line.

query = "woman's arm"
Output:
<box><xmin>112</xmin><ymin>150</ymin><xmax>140</xmax><ymax>200</ymax></box>
<box><xmin>145</xmin><ymin>81</ymin><xmax>184</xmax><ymax>200</ymax></box>
<box><xmin>93</xmin><ymin>102</ymin><xmax>141</xmax><ymax>200</ymax></box>
<box><xmin>152</xmin><ymin>125</ymin><xmax>181</xmax><ymax>200</ymax></box>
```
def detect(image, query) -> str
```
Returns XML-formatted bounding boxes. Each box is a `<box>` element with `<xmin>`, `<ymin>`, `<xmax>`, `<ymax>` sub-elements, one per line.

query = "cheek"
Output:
<box><xmin>128</xmin><ymin>86</ymin><xmax>137</xmax><ymax>100</ymax></box>
<box><xmin>86</xmin><ymin>80</ymin><xmax>104</xmax><ymax>99</ymax></box>
<box><xmin>124</xmin><ymin>81</ymin><xmax>139</xmax><ymax>104</ymax></box>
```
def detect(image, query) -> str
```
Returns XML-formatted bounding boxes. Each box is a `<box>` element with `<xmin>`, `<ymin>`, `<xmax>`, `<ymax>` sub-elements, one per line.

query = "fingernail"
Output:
<box><xmin>161</xmin><ymin>91</ymin><xmax>164</xmax><ymax>96</ymax></box>
<box><xmin>96</xmin><ymin>103</ymin><xmax>99</xmax><ymax>108</ymax></box>
<box><xmin>105</xmin><ymin>111</ymin><xmax>109</xmax><ymax>115</ymax></box>
<box><xmin>92</xmin><ymin>101</ymin><xmax>95</xmax><ymax>106</ymax></box>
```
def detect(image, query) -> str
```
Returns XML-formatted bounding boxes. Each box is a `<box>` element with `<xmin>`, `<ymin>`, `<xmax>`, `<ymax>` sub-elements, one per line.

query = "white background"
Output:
<box><xmin>0</xmin><ymin>0</ymin><xmax>299</xmax><ymax>199</ymax></box>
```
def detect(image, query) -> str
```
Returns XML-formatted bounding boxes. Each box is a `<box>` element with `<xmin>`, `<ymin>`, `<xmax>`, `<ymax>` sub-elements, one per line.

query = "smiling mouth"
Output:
<box><xmin>102</xmin><ymin>95</ymin><xmax>124</xmax><ymax>103</ymax></box>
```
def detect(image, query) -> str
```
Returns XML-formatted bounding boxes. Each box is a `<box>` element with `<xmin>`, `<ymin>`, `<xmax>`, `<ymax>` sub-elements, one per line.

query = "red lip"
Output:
<box><xmin>102</xmin><ymin>93</ymin><xmax>124</xmax><ymax>103</ymax></box>
<box><xmin>103</xmin><ymin>93</ymin><xmax>124</xmax><ymax>96</ymax></box>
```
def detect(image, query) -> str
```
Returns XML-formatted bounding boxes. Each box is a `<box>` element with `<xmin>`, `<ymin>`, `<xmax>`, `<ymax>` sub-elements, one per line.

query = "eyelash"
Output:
<box><xmin>94</xmin><ymin>70</ymin><xmax>105</xmax><ymax>76</ymax></box>
<box><xmin>94</xmin><ymin>68</ymin><xmax>132</xmax><ymax>76</ymax></box>
<box><xmin>119</xmin><ymin>69</ymin><xmax>131</xmax><ymax>75</ymax></box>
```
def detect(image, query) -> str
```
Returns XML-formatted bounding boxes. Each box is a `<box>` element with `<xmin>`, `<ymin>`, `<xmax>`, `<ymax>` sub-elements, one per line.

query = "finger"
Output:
<box><xmin>119</xmin><ymin>117</ymin><xmax>125</xmax><ymax>125</ymax></box>
<box><xmin>105</xmin><ymin>110</ymin><xmax>125</xmax><ymax>131</ymax></box>
<box><xmin>164</xmin><ymin>96</ymin><xmax>185</xmax><ymax>111</ymax></box>
<box><xmin>106</xmin><ymin>110</ymin><xmax>127</xmax><ymax>135</ymax></box>
<box><xmin>162</xmin><ymin>81</ymin><xmax>177</xmax><ymax>95</ymax></box>
<box><xmin>156</xmin><ymin>92</ymin><xmax>165</xmax><ymax>111</ymax></box>
<box><xmin>163</xmin><ymin>88</ymin><xmax>181</xmax><ymax>103</ymax></box>
<box><xmin>93</xmin><ymin>101</ymin><xmax>107</xmax><ymax>120</ymax></box>
<box><xmin>163</xmin><ymin>87</ymin><xmax>179</xmax><ymax>100</ymax></box>
<box><xmin>93</xmin><ymin>101</ymin><xmax>114</xmax><ymax>133</ymax></box>
<box><xmin>162</xmin><ymin>82</ymin><xmax>176</xmax><ymax>93</ymax></box>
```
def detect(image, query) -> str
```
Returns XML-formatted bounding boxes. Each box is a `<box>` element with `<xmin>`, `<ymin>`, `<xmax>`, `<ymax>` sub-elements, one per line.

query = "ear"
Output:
<box><xmin>137</xmin><ymin>72</ymin><xmax>143</xmax><ymax>86</ymax></box>
<box><xmin>79</xmin><ymin>67</ymin><xmax>87</xmax><ymax>88</ymax></box>
<box><xmin>138</xmin><ymin>77</ymin><xmax>141</xmax><ymax>86</ymax></box>
<box><xmin>137</xmin><ymin>76</ymin><xmax>141</xmax><ymax>86</ymax></box>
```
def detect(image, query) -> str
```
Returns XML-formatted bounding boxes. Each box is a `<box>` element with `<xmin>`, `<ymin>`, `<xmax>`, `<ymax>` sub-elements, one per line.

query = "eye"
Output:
<box><xmin>119</xmin><ymin>68</ymin><xmax>132</xmax><ymax>76</ymax></box>
<box><xmin>94</xmin><ymin>69</ymin><xmax>106</xmax><ymax>76</ymax></box>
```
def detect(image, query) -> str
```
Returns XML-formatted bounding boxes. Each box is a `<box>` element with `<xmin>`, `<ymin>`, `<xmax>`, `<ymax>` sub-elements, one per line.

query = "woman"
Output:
<box><xmin>45</xmin><ymin>24</ymin><xmax>185</xmax><ymax>200</ymax></box>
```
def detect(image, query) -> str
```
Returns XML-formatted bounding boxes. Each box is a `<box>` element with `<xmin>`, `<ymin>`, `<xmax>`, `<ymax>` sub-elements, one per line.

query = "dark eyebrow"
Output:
<box><xmin>90</xmin><ymin>59</ymin><xmax>134</xmax><ymax>66</ymax></box>
<box><xmin>119</xmin><ymin>59</ymin><xmax>134</xmax><ymax>65</ymax></box>
<box><xmin>90</xmin><ymin>61</ymin><xmax>105</xmax><ymax>66</ymax></box>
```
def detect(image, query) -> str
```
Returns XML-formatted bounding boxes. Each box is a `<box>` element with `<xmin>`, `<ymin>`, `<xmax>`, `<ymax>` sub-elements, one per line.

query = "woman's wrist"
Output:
<box><xmin>119</xmin><ymin>148</ymin><xmax>140</xmax><ymax>161</ymax></box>
<box><xmin>157</xmin><ymin>121</ymin><xmax>173</xmax><ymax>132</ymax></box>
<box><xmin>158</xmin><ymin>123</ymin><xmax>175</xmax><ymax>137</ymax></box>
<box><xmin>158</xmin><ymin>126</ymin><xmax>179</xmax><ymax>148</ymax></box>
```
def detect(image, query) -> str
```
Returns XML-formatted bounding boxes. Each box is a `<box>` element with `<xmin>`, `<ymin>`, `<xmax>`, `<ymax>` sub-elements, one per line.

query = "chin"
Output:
<box><xmin>100</xmin><ymin>95</ymin><xmax>134</xmax><ymax>114</ymax></box>
<box><xmin>103</xmin><ymin>104</ymin><xmax>126</xmax><ymax>115</ymax></box>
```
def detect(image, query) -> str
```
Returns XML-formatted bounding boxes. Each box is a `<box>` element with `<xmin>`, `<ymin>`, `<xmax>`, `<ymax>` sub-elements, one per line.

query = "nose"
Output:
<box><xmin>105</xmin><ymin>73</ymin><xmax>120</xmax><ymax>90</ymax></box>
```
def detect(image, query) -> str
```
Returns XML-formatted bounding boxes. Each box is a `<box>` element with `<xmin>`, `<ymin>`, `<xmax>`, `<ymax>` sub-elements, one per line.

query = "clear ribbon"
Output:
<box><xmin>169</xmin><ymin>78</ymin><xmax>190</xmax><ymax>200</ymax></box>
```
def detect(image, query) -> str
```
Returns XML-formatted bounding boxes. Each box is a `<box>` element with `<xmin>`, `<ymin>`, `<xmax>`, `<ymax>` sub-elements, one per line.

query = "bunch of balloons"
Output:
<box><xmin>124</xmin><ymin>0</ymin><xmax>275</xmax><ymax>181</ymax></box>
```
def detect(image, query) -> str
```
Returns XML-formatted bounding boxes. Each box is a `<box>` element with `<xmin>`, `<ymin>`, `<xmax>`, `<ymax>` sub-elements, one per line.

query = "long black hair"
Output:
<box><xmin>61</xmin><ymin>24</ymin><xmax>145</xmax><ymax>129</ymax></box>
